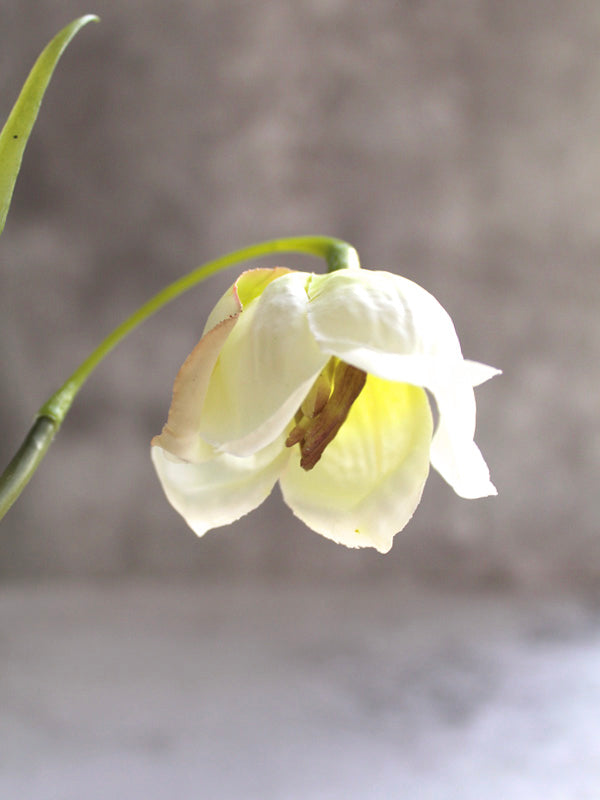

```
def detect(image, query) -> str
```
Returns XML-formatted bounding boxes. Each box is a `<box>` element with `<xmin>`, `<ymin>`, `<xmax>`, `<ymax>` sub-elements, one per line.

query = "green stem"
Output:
<box><xmin>0</xmin><ymin>235</ymin><xmax>359</xmax><ymax>521</ymax></box>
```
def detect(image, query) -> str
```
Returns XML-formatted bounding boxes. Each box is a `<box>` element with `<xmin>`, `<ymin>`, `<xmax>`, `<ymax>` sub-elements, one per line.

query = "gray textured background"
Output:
<box><xmin>1</xmin><ymin>0</ymin><xmax>598</xmax><ymax>585</ymax></box>
<box><xmin>2</xmin><ymin>4</ymin><xmax>600</xmax><ymax>798</ymax></box>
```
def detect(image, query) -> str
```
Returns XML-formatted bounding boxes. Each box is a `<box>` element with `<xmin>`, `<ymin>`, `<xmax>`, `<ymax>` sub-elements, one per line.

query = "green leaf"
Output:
<box><xmin>0</xmin><ymin>14</ymin><xmax>99</xmax><ymax>238</ymax></box>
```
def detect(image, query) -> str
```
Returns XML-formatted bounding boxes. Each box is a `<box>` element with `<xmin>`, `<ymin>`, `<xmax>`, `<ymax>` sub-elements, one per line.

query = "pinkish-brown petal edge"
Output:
<box><xmin>152</xmin><ymin>266</ymin><xmax>293</xmax><ymax>462</ymax></box>
<box><xmin>151</xmin><ymin>314</ymin><xmax>239</xmax><ymax>461</ymax></box>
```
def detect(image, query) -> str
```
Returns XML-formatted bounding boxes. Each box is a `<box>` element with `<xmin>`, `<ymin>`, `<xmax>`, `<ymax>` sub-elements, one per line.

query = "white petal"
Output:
<box><xmin>429</xmin><ymin>377</ymin><xmax>497</xmax><ymax>498</ymax></box>
<box><xmin>280</xmin><ymin>375</ymin><xmax>433</xmax><ymax>553</ymax></box>
<box><xmin>151</xmin><ymin>435</ymin><xmax>289</xmax><ymax>536</ymax></box>
<box><xmin>306</xmin><ymin>269</ymin><xmax>498</xmax><ymax>501</ymax></box>
<box><xmin>151</xmin><ymin>315</ymin><xmax>238</xmax><ymax>463</ymax></box>
<box><xmin>307</xmin><ymin>269</ymin><xmax>464</xmax><ymax>364</ymax></box>
<box><xmin>307</xmin><ymin>270</ymin><xmax>500</xmax><ymax>390</ymax></box>
<box><xmin>203</xmin><ymin>267</ymin><xmax>291</xmax><ymax>334</ymax></box>
<box><xmin>200</xmin><ymin>271</ymin><xmax>329</xmax><ymax>456</ymax></box>
<box><xmin>464</xmin><ymin>359</ymin><xmax>502</xmax><ymax>387</ymax></box>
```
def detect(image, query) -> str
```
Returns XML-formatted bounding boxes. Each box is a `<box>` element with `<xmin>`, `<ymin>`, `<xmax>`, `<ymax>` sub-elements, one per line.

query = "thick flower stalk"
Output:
<box><xmin>152</xmin><ymin>267</ymin><xmax>500</xmax><ymax>553</ymax></box>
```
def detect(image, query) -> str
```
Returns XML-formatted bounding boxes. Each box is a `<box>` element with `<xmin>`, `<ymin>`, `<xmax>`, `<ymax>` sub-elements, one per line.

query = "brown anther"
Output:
<box><xmin>285</xmin><ymin>415</ymin><xmax>310</xmax><ymax>448</ymax></box>
<box><xmin>300</xmin><ymin>370</ymin><xmax>331</xmax><ymax>418</ymax></box>
<box><xmin>285</xmin><ymin>360</ymin><xmax>367</xmax><ymax>471</ymax></box>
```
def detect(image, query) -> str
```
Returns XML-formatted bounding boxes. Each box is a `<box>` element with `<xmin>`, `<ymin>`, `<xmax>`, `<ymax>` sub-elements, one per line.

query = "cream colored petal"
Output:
<box><xmin>285</xmin><ymin>340</ymin><xmax>496</xmax><ymax>500</ymax></box>
<box><xmin>302</xmin><ymin>347</ymin><xmax>496</xmax><ymax>499</ymax></box>
<box><xmin>151</xmin><ymin>315</ymin><xmax>238</xmax><ymax>462</ymax></box>
<box><xmin>280</xmin><ymin>375</ymin><xmax>433</xmax><ymax>553</ymax></box>
<box><xmin>306</xmin><ymin>269</ymin><xmax>498</xmax><ymax>501</ymax></box>
<box><xmin>200</xmin><ymin>271</ymin><xmax>329</xmax><ymax>456</ymax></box>
<box><xmin>151</xmin><ymin>435</ymin><xmax>289</xmax><ymax>536</ymax></box>
<box><xmin>429</xmin><ymin>377</ymin><xmax>497</xmax><ymax>499</ymax></box>
<box><xmin>203</xmin><ymin>267</ymin><xmax>291</xmax><ymax>334</ymax></box>
<box><xmin>153</xmin><ymin>267</ymin><xmax>296</xmax><ymax>463</ymax></box>
<box><xmin>464</xmin><ymin>359</ymin><xmax>502</xmax><ymax>387</ymax></box>
<box><xmin>307</xmin><ymin>269</ymin><xmax>464</xmax><ymax>363</ymax></box>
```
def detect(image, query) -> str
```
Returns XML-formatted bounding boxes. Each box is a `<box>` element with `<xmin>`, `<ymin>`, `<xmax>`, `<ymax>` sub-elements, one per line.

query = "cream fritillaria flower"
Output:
<box><xmin>151</xmin><ymin>267</ymin><xmax>499</xmax><ymax>553</ymax></box>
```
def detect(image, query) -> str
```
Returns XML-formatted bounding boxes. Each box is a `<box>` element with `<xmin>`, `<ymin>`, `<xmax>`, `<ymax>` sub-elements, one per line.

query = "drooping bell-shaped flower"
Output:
<box><xmin>151</xmin><ymin>267</ymin><xmax>499</xmax><ymax>553</ymax></box>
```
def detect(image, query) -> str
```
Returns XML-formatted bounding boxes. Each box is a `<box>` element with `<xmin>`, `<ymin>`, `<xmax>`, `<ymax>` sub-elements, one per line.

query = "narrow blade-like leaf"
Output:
<box><xmin>0</xmin><ymin>14</ymin><xmax>99</xmax><ymax>237</ymax></box>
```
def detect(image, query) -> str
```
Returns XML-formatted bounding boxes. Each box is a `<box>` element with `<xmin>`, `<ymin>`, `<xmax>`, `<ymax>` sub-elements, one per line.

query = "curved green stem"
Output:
<box><xmin>0</xmin><ymin>235</ymin><xmax>359</xmax><ymax>521</ymax></box>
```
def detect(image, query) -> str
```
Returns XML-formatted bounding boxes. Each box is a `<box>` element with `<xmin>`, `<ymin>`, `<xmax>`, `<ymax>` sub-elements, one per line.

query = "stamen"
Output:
<box><xmin>285</xmin><ymin>415</ymin><xmax>310</xmax><ymax>448</ymax></box>
<box><xmin>300</xmin><ymin>371</ymin><xmax>331</xmax><ymax>418</ymax></box>
<box><xmin>285</xmin><ymin>360</ymin><xmax>367</xmax><ymax>471</ymax></box>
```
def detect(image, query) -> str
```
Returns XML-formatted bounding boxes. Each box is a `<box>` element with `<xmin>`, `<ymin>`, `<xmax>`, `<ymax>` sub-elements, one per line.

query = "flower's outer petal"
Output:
<box><xmin>307</xmin><ymin>269</ymin><xmax>464</xmax><ymax>364</ymax></box>
<box><xmin>200</xmin><ymin>271</ymin><xmax>329</xmax><ymax>456</ymax></box>
<box><xmin>152</xmin><ymin>268</ymin><xmax>294</xmax><ymax>463</ymax></box>
<box><xmin>151</xmin><ymin>435</ymin><xmax>290</xmax><ymax>536</ymax></box>
<box><xmin>306</xmin><ymin>269</ymin><xmax>498</xmax><ymax>500</ymax></box>
<box><xmin>429</xmin><ymin>358</ymin><xmax>499</xmax><ymax>499</ymax></box>
<box><xmin>464</xmin><ymin>359</ymin><xmax>502</xmax><ymax>387</ymax></box>
<box><xmin>151</xmin><ymin>316</ymin><xmax>238</xmax><ymax>462</ymax></box>
<box><xmin>203</xmin><ymin>267</ymin><xmax>292</xmax><ymax>335</ymax></box>
<box><xmin>307</xmin><ymin>270</ymin><xmax>500</xmax><ymax>387</ymax></box>
<box><xmin>429</xmin><ymin>378</ymin><xmax>497</xmax><ymax>499</ymax></box>
<box><xmin>280</xmin><ymin>375</ymin><xmax>433</xmax><ymax>553</ymax></box>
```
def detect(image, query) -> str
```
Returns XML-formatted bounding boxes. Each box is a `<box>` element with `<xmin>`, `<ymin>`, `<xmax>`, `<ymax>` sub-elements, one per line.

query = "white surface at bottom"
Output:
<box><xmin>1</xmin><ymin>579</ymin><xmax>599</xmax><ymax>799</ymax></box>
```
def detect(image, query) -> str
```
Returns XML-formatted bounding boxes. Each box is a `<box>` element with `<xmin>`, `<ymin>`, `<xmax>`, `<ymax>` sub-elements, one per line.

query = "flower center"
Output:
<box><xmin>285</xmin><ymin>359</ymin><xmax>367</xmax><ymax>470</ymax></box>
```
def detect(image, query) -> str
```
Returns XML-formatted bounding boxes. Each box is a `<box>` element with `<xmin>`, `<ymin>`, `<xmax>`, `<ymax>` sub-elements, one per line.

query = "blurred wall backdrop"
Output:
<box><xmin>0</xmin><ymin>0</ymin><xmax>598</xmax><ymax>585</ymax></box>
